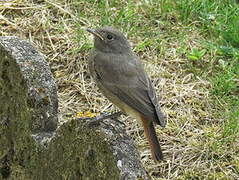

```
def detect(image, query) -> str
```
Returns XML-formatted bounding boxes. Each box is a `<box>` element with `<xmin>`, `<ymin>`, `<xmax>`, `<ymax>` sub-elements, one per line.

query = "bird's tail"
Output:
<box><xmin>141</xmin><ymin>116</ymin><xmax>163</xmax><ymax>161</ymax></box>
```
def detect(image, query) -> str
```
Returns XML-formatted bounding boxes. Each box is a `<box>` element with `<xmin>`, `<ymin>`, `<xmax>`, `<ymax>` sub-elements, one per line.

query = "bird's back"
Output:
<box><xmin>88</xmin><ymin>49</ymin><xmax>166</xmax><ymax>127</ymax></box>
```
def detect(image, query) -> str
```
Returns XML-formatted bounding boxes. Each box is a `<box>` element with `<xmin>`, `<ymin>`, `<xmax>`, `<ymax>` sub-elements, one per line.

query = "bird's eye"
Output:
<box><xmin>106</xmin><ymin>34</ymin><xmax>113</xmax><ymax>40</ymax></box>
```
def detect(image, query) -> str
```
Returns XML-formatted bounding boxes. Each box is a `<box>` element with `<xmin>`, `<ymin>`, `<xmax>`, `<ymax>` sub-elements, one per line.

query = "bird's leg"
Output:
<box><xmin>87</xmin><ymin>111</ymin><xmax>124</xmax><ymax>127</ymax></box>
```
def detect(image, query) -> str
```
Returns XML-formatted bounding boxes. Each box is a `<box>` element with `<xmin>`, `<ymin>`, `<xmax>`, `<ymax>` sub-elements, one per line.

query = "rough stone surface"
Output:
<box><xmin>0</xmin><ymin>36</ymin><xmax>150</xmax><ymax>180</ymax></box>
<box><xmin>98</xmin><ymin>118</ymin><xmax>151</xmax><ymax>180</ymax></box>
<box><xmin>0</xmin><ymin>36</ymin><xmax>58</xmax><ymax>133</ymax></box>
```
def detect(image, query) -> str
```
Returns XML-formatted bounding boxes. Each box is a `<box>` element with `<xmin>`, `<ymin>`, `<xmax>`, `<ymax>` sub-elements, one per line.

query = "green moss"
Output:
<box><xmin>30</xmin><ymin>120</ymin><xmax>119</xmax><ymax>179</ymax></box>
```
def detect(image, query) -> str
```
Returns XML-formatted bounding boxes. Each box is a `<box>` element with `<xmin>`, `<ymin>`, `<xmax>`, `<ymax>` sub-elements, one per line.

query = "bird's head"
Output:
<box><xmin>86</xmin><ymin>27</ymin><xmax>131</xmax><ymax>54</ymax></box>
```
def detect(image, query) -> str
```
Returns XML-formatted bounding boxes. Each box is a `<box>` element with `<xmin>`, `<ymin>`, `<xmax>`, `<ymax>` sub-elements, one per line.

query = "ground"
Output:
<box><xmin>1</xmin><ymin>0</ymin><xmax>238</xmax><ymax>179</ymax></box>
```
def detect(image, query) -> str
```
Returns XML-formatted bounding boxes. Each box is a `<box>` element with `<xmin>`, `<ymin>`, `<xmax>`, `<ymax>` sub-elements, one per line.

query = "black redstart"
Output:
<box><xmin>87</xmin><ymin>27</ymin><xmax>166</xmax><ymax>161</ymax></box>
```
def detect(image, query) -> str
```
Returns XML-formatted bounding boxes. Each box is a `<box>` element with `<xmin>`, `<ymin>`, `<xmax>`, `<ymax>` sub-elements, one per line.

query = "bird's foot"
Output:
<box><xmin>86</xmin><ymin>111</ymin><xmax>124</xmax><ymax>127</ymax></box>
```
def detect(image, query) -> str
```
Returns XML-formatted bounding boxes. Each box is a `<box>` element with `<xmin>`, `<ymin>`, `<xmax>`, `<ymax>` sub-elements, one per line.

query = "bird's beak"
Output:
<box><xmin>86</xmin><ymin>28</ymin><xmax>104</xmax><ymax>40</ymax></box>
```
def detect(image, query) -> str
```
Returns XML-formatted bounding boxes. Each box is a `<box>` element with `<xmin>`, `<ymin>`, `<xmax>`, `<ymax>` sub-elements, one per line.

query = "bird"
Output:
<box><xmin>86</xmin><ymin>27</ymin><xmax>166</xmax><ymax>161</ymax></box>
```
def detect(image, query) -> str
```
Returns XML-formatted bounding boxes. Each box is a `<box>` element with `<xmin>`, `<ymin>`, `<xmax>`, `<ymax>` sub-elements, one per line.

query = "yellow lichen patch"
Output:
<box><xmin>75</xmin><ymin>111</ymin><xmax>97</xmax><ymax>118</ymax></box>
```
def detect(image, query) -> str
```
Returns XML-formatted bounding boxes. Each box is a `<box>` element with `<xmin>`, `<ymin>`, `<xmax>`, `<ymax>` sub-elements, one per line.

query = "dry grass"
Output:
<box><xmin>1</xmin><ymin>0</ymin><xmax>238</xmax><ymax>179</ymax></box>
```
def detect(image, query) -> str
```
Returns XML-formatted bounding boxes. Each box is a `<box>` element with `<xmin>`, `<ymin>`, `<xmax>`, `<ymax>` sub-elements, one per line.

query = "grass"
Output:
<box><xmin>1</xmin><ymin>0</ymin><xmax>238</xmax><ymax>179</ymax></box>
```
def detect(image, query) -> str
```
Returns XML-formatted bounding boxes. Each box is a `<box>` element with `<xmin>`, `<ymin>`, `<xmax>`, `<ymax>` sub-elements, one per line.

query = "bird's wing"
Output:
<box><xmin>93</xmin><ymin>52</ymin><xmax>166</xmax><ymax>127</ymax></box>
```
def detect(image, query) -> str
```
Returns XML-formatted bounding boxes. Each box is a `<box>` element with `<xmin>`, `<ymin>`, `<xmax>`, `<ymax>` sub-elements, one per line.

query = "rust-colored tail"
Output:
<box><xmin>141</xmin><ymin>117</ymin><xmax>163</xmax><ymax>161</ymax></box>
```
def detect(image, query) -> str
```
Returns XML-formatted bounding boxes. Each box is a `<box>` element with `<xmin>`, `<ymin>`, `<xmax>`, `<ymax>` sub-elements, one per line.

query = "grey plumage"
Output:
<box><xmin>87</xmin><ymin>27</ymin><xmax>166</xmax><ymax>161</ymax></box>
<box><xmin>90</xmin><ymin>49</ymin><xmax>166</xmax><ymax>126</ymax></box>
